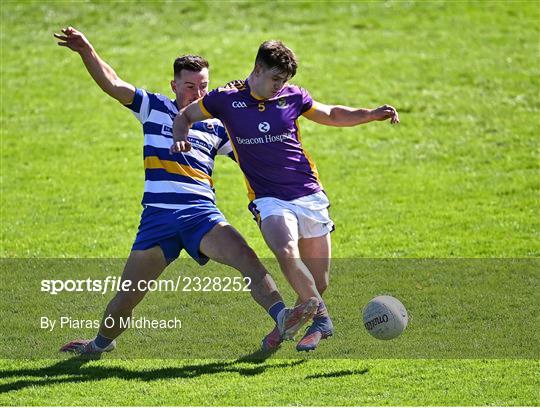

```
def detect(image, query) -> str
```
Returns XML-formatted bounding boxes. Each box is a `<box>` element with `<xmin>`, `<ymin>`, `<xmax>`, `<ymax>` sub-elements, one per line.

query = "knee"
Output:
<box><xmin>273</xmin><ymin>242</ymin><xmax>300</xmax><ymax>261</ymax></box>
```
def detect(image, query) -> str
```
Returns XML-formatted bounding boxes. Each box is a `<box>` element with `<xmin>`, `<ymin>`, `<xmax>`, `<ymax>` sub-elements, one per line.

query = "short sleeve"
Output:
<box><xmin>200</xmin><ymin>88</ymin><xmax>225</xmax><ymax>119</ymax></box>
<box><xmin>299</xmin><ymin>87</ymin><xmax>314</xmax><ymax>114</ymax></box>
<box><xmin>124</xmin><ymin>88</ymin><xmax>151</xmax><ymax>123</ymax></box>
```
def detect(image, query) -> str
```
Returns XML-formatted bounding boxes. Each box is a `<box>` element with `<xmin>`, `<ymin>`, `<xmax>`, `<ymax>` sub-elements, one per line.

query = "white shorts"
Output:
<box><xmin>249</xmin><ymin>191</ymin><xmax>334</xmax><ymax>239</ymax></box>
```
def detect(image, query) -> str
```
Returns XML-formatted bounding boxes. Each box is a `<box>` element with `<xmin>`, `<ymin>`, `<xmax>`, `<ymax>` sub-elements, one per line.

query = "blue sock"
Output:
<box><xmin>94</xmin><ymin>333</ymin><xmax>114</xmax><ymax>349</ymax></box>
<box><xmin>268</xmin><ymin>301</ymin><xmax>286</xmax><ymax>323</ymax></box>
<box><xmin>314</xmin><ymin>300</ymin><xmax>329</xmax><ymax>321</ymax></box>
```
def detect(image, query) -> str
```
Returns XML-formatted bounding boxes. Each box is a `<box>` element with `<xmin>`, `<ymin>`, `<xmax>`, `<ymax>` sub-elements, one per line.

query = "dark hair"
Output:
<box><xmin>173</xmin><ymin>55</ymin><xmax>209</xmax><ymax>77</ymax></box>
<box><xmin>255</xmin><ymin>40</ymin><xmax>297</xmax><ymax>78</ymax></box>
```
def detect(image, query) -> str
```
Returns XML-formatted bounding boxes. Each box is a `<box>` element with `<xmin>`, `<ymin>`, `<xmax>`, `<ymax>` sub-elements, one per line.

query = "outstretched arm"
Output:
<box><xmin>303</xmin><ymin>101</ymin><xmax>399</xmax><ymax>127</ymax></box>
<box><xmin>170</xmin><ymin>100</ymin><xmax>209</xmax><ymax>153</ymax></box>
<box><xmin>54</xmin><ymin>27</ymin><xmax>135</xmax><ymax>105</ymax></box>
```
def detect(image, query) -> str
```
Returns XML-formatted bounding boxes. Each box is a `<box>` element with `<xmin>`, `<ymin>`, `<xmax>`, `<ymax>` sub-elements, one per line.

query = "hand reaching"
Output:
<box><xmin>54</xmin><ymin>27</ymin><xmax>92</xmax><ymax>53</ymax></box>
<box><xmin>372</xmin><ymin>104</ymin><xmax>400</xmax><ymax>124</ymax></box>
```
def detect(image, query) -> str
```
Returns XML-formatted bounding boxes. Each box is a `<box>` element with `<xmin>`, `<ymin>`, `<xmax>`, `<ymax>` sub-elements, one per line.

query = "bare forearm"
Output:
<box><xmin>172</xmin><ymin>112</ymin><xmax>192</xmax><ymax>143</ymax></box>
<box><xmin>304</xmin><ymin>101</ymin><xmax>399</xmax><ymax>127</ymax></box>
<box><xmin>79</xmin><ymin>47</ymin><xmax>132</xmax><ymax>103</ymax></box>
<box><xmin>79</xmin><ymin>47</ymin><xmax>118</xmax><ymax>94</ymax></box>
<box><xmin>327</xmin><ymin>105</ymin><xmax>375</xmax><ymax>126</ymax></box>
<box><xmin>55</xmin><ymin>27</ymin><xmax>134</xmax><ymax>104</ymax></box>
<box><xmin>171</xmin><ymin>102</ymin><xmax>212</xmax><ymax>153</ymax></box>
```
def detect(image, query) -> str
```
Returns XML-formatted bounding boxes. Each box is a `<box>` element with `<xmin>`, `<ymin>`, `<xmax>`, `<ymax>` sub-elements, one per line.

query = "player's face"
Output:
<box><xmin>171</xmin><ymin>67</ymin><xmax>209</xmax><ymax>109</ymax></box>
<box><xmin>254</xmin><ymin>64</ymin><xmax>289</xmax><ymax>99</ymax></box>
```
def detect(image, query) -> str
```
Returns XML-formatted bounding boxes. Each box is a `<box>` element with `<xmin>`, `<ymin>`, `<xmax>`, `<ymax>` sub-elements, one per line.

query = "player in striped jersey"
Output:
<box><xmin>172</xmin><ymin>40</ymin><xmax>399</xmax><ymax>352</ymax></box>
<box><xmin>55</xmin><ymin>27</ymin><xmax>318</xmax><ymax>355</ymax></box>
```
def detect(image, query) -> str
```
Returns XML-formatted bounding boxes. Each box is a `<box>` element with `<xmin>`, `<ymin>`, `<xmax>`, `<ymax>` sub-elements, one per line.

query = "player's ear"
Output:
<box><xmin>170</xmin><ymin>80</ymin><xmax>177</xmax><ymax>93</ymax></box>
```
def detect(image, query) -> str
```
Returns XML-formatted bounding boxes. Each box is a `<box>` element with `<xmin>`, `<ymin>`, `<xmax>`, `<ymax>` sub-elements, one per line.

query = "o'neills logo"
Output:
<box><xmin>235</xmin><ymin>132</ymin><xmax>294</xmax><ymax>145</ymax></box>
<box><xmin>276</xmin><ymin>97</ymin><xmax>289</xmax><ymax>109</ymax></box>
<box><xmin>364</xmin><ymin>314</ymin><xmax>389</xmax><ymax>330</ymax></box>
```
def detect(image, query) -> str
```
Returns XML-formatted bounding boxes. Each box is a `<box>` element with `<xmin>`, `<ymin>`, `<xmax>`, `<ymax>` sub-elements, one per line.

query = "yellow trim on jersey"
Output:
<box><xmin>144</xmin><ymin>156</ymin><xmax>213</xmax><ymax>187</ymax></box>
<box><xmin>198</xmin><ymin>99</ymin><xmax>213</xmax><ymax>119</ymax></box>
<box><xmin>255</xmin><ymin>212</ymin><xmax>261</xmax><ymax>227</ymax></box>
<box><xmin>302</xmin><ymin>104</ymin><xmax>317</xmax><ymax>116</ymax></box>
<box><xmin>250</xmin><ymin>90</ymin><xmax>265</xmax><ymax>101</ymax></box>
<box><xmin>222</xmin><ymin>124</ymin><xmax>257</xmax><ymax>201</ymax></box>
<box><xmin>295</xmin><ymin>119</ymin><xmax>322</xmax><ymax>186</ymax></box>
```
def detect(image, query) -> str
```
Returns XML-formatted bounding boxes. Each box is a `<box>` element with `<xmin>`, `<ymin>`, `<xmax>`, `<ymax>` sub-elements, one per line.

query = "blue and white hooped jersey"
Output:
<box><xmin>126</xmin><ymin>88</ymin><xmax>232</xmax><ymax>209</ymax></box>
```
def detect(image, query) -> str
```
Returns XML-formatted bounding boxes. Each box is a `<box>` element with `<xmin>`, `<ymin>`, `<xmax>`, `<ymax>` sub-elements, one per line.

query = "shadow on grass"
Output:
<box><xmin>305</xmin><ymin>368</ymin><xmax>369</xmax><ymax>379</ymax></box>
<box><xmin>0</xmin><ymin>348</ymin><xmax>307</xmax><ymax>394</ymax></box>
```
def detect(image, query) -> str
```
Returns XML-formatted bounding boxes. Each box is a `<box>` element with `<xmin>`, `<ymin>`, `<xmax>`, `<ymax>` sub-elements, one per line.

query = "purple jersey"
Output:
<box><xmin>199</xmin><ymin>80</ymin><xmax>322</xmax><ymax>201</ymax></box>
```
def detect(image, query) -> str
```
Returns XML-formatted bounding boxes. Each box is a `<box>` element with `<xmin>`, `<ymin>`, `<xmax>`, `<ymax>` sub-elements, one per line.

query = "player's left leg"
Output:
<box><xmin>299</xmin><ymin>233</ymin><xmax>331</xmax><ymax>296</ymax></box>
<box><xmin>296</xmin><ymin>233</ymin><xmax>334</xmax><ymax>352</ymax></box>
<box><xmin>199</xmin><ymin>222</ymin><xmax>282</xmax><ymax>310</ymax></box>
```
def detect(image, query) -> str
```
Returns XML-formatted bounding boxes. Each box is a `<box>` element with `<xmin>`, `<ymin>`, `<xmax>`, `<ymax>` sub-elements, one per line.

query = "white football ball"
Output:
<box><xmin>363</xmin><ymin>295</ymin><xmax>408</xmax><ymax>340</ymax></box>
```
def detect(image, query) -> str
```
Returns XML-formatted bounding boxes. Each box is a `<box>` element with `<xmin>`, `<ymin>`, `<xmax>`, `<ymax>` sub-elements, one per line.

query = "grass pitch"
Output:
<box><xmin>1</xmin><ymin>1</ymin><xmax>539</xmax><ymax>406</ymax></box>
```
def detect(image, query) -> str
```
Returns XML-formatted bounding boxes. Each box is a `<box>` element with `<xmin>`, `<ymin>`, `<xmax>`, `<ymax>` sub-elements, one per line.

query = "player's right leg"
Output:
<box><xmin>99</xmin><ymin>247</ymin><xmax>168</xmax><ymax>338</ymax></box>
<box><xmin>198</xmin><ymin>222</ymin><xmax>318</xmax><ymax>344</ymax></box>
<box><xmin>61</xmin><ymin>206</ymin><xmax>176</xmax><ymax>355</ymax></box>
<box><xmin>60</xmin><ymin>246</ymin><xmax>168</xmax><ymax>354</ymax></box>
<box><xmin>256</xmin><ymin>214</ymin><xmax>322</xmax><ymax>349</ymax></box>
<box><xmin>260</xmin><ymin>214</ymin><xmax>322</xmax><ymax>303</ymax></box>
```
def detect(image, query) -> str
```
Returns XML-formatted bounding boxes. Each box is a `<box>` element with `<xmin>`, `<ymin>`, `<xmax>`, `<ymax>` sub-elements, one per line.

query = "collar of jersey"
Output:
<box><xmin>245</xmin><ymin>79</ymin><xmax>269</xmax><ymax>101</ymax></box>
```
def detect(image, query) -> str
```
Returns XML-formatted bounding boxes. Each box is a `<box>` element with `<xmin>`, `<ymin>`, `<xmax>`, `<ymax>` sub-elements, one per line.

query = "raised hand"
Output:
<box><xmin>53</xmin><ymin>27</ymin><xmax>92</xmax><ymax>53</ymax></box>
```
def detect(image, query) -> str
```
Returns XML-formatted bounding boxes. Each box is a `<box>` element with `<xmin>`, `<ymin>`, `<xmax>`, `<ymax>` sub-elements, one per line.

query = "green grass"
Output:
<box><xmin>1</xmin><ymin>258</ymin><xmax>539</xmax><ymax>360</ymax></box>
<box><xmin>1</xmin><ymin>359</ymin><xmax>538</xmax><ymax>406</ymax></box>
<box><xmin>1</xmin><ymin>0</ymin><xmax>539</xmax><ymax>406</ymax></box>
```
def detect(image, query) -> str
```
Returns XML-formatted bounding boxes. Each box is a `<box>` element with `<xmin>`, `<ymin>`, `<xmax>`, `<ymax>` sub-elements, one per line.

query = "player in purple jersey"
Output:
<box><xmin>54</xmin><ymin>28</ymin><xmax>318</xmax><ymax>355</ymax></box>
<box><xmin>172</xmin><ymin>40</ymin><xmax>399</xmax><ymax>352</ymax></box>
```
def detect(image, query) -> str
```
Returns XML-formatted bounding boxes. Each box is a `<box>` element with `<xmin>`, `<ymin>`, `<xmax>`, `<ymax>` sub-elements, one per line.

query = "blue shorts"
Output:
<box><xmin>132</xmin><ymin>204</ymin><xmax>227</xmax><ymax>265</ymax></box>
